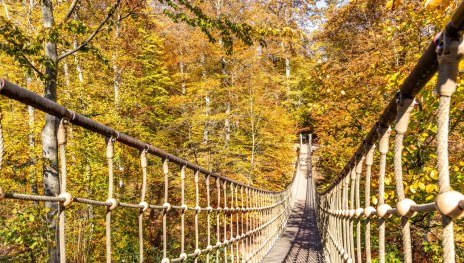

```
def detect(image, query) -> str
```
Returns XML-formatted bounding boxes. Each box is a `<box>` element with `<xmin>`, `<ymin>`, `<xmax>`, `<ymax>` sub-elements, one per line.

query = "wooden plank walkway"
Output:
<box><xmin>262</xmin><ymin>145</ymin><xmax>325</xmax><ymax>263</ymax></box>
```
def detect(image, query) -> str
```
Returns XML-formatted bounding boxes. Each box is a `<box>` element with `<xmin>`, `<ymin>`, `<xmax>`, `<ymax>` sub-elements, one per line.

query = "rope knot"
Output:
<box><xmin>139</xmin><ymin>201</ymin><xmax>149</xmax><ymax>212</ymax></box>
<box><xmin>193</xmin><ymin>248</ymin><xmax>201</xmax><ymax>257</ymax></box>
<box><xmin>397</xmin><ymin>199</ymin><xmax>417</xmax><ymax>218</ymax></box>
<box><xmin>179</xmin><ymin>253</ymin><xmax>187</xmax><ymax>260</ymax></box>
<box><xmin>364</xmin><ymin>206</ymin><xmax>376</xmax><ymax>218</ymax></box>
<box><xmin>106</xmin><ymin>198</ymin><xmax>118</xmax><ymax>210</ymax></box>
<box><xmin>377</xmin><ymin>204</ymin><xmax>392</xmax><ymax>218</ymax></box>
<box><xmin>59</xmin><ymin>192</ymin><xmax>73</xmax><ymax>207</ymax></box>
<box><xmin>163</xmin><ymin>202</ymin><xmax>172</xmax><ymax>212</ymax></box>
<box><xmin>436</xmin><ymin>191</ymin><xmax>464</xmax><ymax>219</ymax></box>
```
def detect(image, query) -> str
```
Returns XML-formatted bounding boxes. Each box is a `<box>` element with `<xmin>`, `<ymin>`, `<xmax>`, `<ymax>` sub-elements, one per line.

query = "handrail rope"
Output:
<box><xmin>0</xmin><ymin>76</ymin><xmax>307</xmax><ymax>263</ymax></box>
<box><xmin>315</xmin><ymin>2</ymin><xmax>464</xmax><ymax>262</ymax></box>
<box><xmin>3</xmin><ymin>153</ymin><xmax>301</xmax><ymax>262</ymax></box>
<box><xmin>317</xmin><ymin>0</ymin><xmax>464</xmax><ymax>196</ymax></box>
<box><xmin>0</xmin><ymin>79</ymin><xmax>293</xmax><ymax>195</ymax></box>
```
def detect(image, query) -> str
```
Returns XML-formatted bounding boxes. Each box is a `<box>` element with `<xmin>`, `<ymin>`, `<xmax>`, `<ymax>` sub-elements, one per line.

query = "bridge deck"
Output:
<box><xmin>262</xmin><ymin>145</ymin><xmax>325</xmax><ymax>263</ymax></box>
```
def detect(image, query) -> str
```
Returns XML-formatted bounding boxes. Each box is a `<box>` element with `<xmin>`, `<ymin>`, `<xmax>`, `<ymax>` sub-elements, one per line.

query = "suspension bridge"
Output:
<box><xmin>2</xmin><ymin>1</ymin><xmax>464</xmax><ymax>263</ymax></box>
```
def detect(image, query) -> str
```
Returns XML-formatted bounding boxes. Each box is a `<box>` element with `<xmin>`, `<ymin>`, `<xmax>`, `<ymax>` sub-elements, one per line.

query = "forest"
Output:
<box><xmin>0</xmin><ymin>0</ymin><xmax>463</xmax><ymax>262</ymax></box>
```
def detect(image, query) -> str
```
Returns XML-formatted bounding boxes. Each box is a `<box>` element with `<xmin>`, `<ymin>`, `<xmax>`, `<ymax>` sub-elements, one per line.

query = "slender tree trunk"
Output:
<box><xmin>225</xmin><ymin>101</ymin><xmax>231</xmax><ymax>144</ymax></box>
<box><xmin>1</xmin><ymin>0</ymin><xmax>10</xmax><ymax>19</ymax></box>
<box><xmin>41</xmin><ymin>1</ymin><xmax>60</xmax><ymax>261</ymax></box>
<box><xmin>63</xmin><ymin>63</ymin><xmax>70</xmax><ymax>88</ymax></box>
<box><xmin>180</xmin><ymin>59</ymin><xmax>186</xmax><ymax>95</ymax></box>
<box><xmin>248</xmin><ymin>88</ymin><xmax>256</xmax><ymax>182</ymax></box>
<box><xmin>26</xmin><ymin>75</ymin><xmax>38</xmax><ymax>195</ymax></box>
<box><xmin>201</xmin><ymin>54</ymin><xmax>209</xmax><ymax>145</ymax></box>
<box><xmin>112</xmin><ymin>14</ymin><xmax>121</xmax><ymax>107</ymax></box>
<box><xmin>73</xmin><ymin>39</ymin><xmax>84</xmax><ymax>84</ymax></box>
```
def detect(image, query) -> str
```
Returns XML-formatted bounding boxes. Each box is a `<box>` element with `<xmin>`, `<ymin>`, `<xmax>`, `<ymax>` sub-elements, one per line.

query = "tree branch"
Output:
<box><xmin>0</xmin><ymin>43</ymin><xmax>44</xmax><ymax>78</ymax></box>
<box><xmin>57</xmin><ymin>0</ymin><xmax>121</xmax><ymax>61</ymax></box>
<box><xmin>20</xmin><ymin>54</ymin><xmax>44</xmax><ymax>78</ymax></box>
<box><xmin>60</xmin><ymin>0</ymin><xmax>80</xmax><ymax>25</ymax></box>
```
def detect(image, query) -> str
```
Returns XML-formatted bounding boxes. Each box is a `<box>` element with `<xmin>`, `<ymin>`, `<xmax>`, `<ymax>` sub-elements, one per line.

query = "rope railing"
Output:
<box><xmin>0</xmin><ymin>79</ymin><xmax>308</xmax><ymax>262</ymax></box>
<box><xmin>316</xmin><ymin>1</ymin><xmax>464</xmax><ymax>263</ymax></box>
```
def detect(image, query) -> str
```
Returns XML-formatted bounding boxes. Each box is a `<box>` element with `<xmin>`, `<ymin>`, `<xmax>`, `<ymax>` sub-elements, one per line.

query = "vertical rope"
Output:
<box><xmin>394</xmin><ymin>133</ymin><xmax>413</xmax><ymax>263</ymax></box>
<box><xmin>435</xmin><ymin>37</ymin><xmax>461</xmax><ymax>263</ymax></box>
<box><xmin>105</xmin><ymin>137</ymin><xmax>114</xmax><ymax>263</ymax></box>
<box><xmin>240</xmin><ymin>187</ymin><xmax>245</xmax><ymax>261</ymax></box>
<box><xmin>349</xmin><ymin>168</ymin><xmax>356</xmax><ymax>261</ymax></box>
<box><xmin>139</xmin><ymin>150</ymin><xmax>148</xmax><ymax>262</ymax></box>
<box><xmin>194</xmin><ymin>170</ymin><xmax>200</xmax><ymax>262</ymax></box>
<box><xmin>395</xmin><ymin>96</ymin><xmax>415</xmax><ymax>263</ymax></box>
<box><xmin>378</xmin><ymin>126</ymin><xmax>390</xmax><ymax>263</ymax></box>
<box><xmin>235</xmin><ymin>185</ymin><xmax>240</xmax><ymax>261</ymax></box>
<box><xmin>223</xmin><ymin>181</ymin><xmax>228</xmax><ymax>263</ymax></box>
<box><xmin>365</xmin><ymin>145</ymin><xmax>375</xmax><ymax>263</ymax></box>
<box><xmin>229</xmin><ymin>183</ymin><xmax>234</xmax><ymax>262</ymax></box>
<box><xmin>338</xmin><ymin>185</ymin><xmax>343</xmax><ymax>263</ymax></box>
<box><xmin>355</xmin><ymin>157</ymin><xmax>363</xmax><ymax>263</ymax></box>
<box><xmin>162</xmin><ymin>159</ymin><xmax>169</xmax><ymax>262</ymax></box>
<box><xmin>206</xmin><ymin>174</ymin><xmax>211</xmax><ymax>262</ymax></box>
<box><xmin>437</xmin><ymin>96</ymin><xmax>455</xmax><ymax>263</ymax></box>
<box><xmin>57</xmin><ymin>120</ymin><xmax>67</xmax><ymax>263</ymax></box>
<box><xmin>343</xmin><ymin>176</ymin><xmax>349</xmax><ymax>260</ymax></box>
<box><xmin>180</xmin><ymin>166</ymin><xmax>187</xmax><ymax>261</ymax></box>
<box><xmin>216</xmin><ymin>179</ymin><xmax>221</xmax><ymax>262</ymax></box>
<box><xmin>245</xmin><ymin>188</ymin><xmax>250</xmax><ymax>260</ymax></box>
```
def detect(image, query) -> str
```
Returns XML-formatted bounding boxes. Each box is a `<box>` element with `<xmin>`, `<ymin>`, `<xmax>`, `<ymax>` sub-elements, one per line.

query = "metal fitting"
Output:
<box><xmin>365</xmin><ymin>145</ymin><xmax>376</xmax><ymax>166</ymax></box>
<box><xmin>163</xmin><ymin>159</ymin><xmax>169</xmax><ymax>174</ymax></box>
<box><xmin>356</xmin><ymin>156</ymin><xmax>364</xmax><ymax>175</ymax></box>
<box><xmin>436</xmin><ymin>36</ymin><xmax>464</xmax><ymax>96</ymax></box>
<box><xmin>395</xmin><ymin>95</ymin><xmax>415</xmax><ymax>134</ymax></box>
<box><xmin>57</xmin><ymin>121</ymin><xmax>67</xmax><ymax>145</ymax></box>
<box><xmin>140</xmin><ymin>150</ymin><xmax>147</xmax><ymax>168</ymax></box>
<box><xmin>377</xmin><ymin>125</ymin><xmax>391</xmax><ymax>154</ymax></box>
<box><xmin>106</xmin><ymin>138</ymin><xmax>114</xmax><ymax>159</ymax></box>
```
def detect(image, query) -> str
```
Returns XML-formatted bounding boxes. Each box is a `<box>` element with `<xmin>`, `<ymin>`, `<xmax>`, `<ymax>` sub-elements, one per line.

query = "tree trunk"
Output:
<box><xmin>201</xmin><ymin>54</ymin><xmax>209</xmax><ymax>145</ymax></box>
<box><xmin>1</xmin><ymin>0</ymin><xmax>10</xmax><ymax>19</ymax></box>
<box><xmin>112</xmin><ymin>14</ymin><xmax>121</xmax><ymax>107</ymax></box>
<box><xmin>179</xmin><ymin>59</ymin><xmax>186</xmax><ymax>95</ymax></box>
<box><xmin>26</xmin><ymin>75</ymin><xmax>38</xmax><ymax>195</ymax></box>
<box><xmin>248</xmin><ymin>87</ymin><xmax>256</xmax><ymax>182</ymax></box>
<box><xmin>73</xmin><ymin>39</ymin><xmax>84</xmax><ymax>84</ymax></box>
<box><xmin>40</xmin><ymin>1</ymin><xmax>60</xmax><ymax>262</ymax></box>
